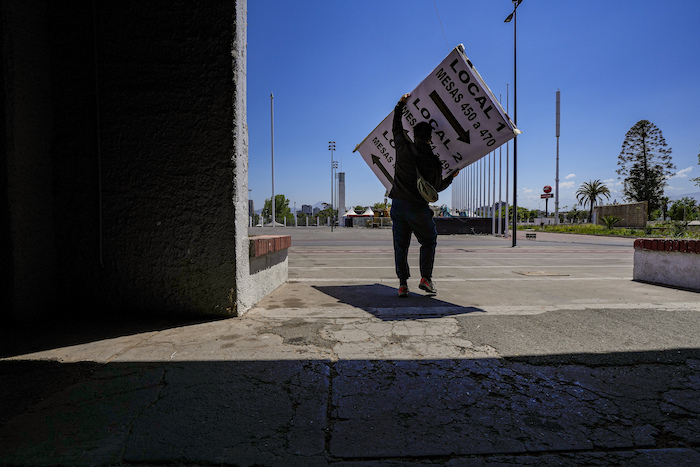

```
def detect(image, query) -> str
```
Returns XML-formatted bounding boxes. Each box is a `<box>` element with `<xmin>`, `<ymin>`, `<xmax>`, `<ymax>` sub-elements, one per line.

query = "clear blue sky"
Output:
<box><xmin>247</xmin><ymin>0</ymin><xmax>700</xmax><ymax>213</ymax></box>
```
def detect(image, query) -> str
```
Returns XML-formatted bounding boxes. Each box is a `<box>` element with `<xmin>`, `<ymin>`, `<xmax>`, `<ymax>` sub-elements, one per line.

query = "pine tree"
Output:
<box><xmin>690</xmin><ymin>145</ymin><xmax>700</xmax><ymax>187</ymax></box>
<box><xmin>616</xmin><ymin>120</ymin><xmax>674</xmax><ymax>218</ymax></box>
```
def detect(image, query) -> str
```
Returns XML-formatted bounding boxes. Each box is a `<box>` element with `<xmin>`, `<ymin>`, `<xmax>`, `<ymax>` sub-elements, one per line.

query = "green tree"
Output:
<box><xmin>496</xmin><ymin>204</ymin><xmax>508</xmax><ymax>219</ymax></box>
<box><xmin>557</xmin><ymin>206</ymin><xmax>567</xmax><ymax>223</ymax></box>
<box><xmin>616</xmin><ymin>120</ymin><xmax>675</xmax><ymax>218</ymax></box>
<box><xmin>672</xmin><ymin>221</ymin><xmax>689</xmax><ymax>238</ymax></box>
<box><xmin>691</xmin><ymin>145</ymin><xmax>700</xmax><ymax>187</ymax></box>
<box><xmin>576</xmin><ymin>180</ymin><xmax>611</xmax><ymax>222</ymax></box>
<box><xmin>511</xmin><ymin>206</ymin><xmax>531</xmax><ymax>223</ymax></box>
<box><xmin>566</xmin><ymin>206</ymin><xmax>582</xmax><ymax>223</ymax></box>
<box><xmin>659</xmin><ymin>196</ymin><xmax>670</xmax><ymax>220</ymax></box>
<box><xmin>262</xmin><ymin>194</ymin><xmax>291</xmax><ymax>224</ymax></box>
<box><xmin>318</xmin><ymin>202</ymin><xmax>337</xmax><ymax>222</ymax></box>
<box><xmin>668</xmin><ymin>197</ymin><xmax>698</xmax><ymax>221</ymax></box>
<box><xmin>372</xmin><ymin>201</ymin><xmax>391</xmax><ymax>215</ymax></box>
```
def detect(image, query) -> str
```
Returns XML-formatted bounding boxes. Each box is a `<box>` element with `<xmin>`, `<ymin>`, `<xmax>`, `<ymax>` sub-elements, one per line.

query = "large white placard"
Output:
<box><xmin>354</xmin><ymin>44</ymin><xmax>520</xmax><ymax>192</ymax></box>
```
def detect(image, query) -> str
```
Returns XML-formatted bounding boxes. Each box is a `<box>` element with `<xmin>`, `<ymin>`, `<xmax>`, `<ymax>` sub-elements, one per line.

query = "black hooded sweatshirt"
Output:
<box><xmin>388</xmin><ymin>100</ymin><xmax>453</xmax><ymax>205</ymax></box>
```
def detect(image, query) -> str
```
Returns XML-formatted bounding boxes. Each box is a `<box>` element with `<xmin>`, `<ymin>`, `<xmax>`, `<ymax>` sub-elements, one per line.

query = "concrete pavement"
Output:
<box><xmin>1</xmin><ymin>227</ymin><xmax>699</xmax><ymax>465</ymax></box>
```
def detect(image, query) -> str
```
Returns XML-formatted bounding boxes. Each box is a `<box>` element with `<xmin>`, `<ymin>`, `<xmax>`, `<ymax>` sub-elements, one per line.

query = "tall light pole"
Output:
<box><xmin>505</xmin><ymin>0</ymin><xmax>522</xmax><ymax>247</ymax></box>
<box><xmin>329</xmin><ymin>141</ymin><xmax>336</xmax><ymax>232</ymax></box>
<box><xmin>492</xmin><ymin>151</ymin><xmax>496</xmax><ymax>235</ymax></box>
<box><xmin>270</xmin><ymin>93</ymin><xmax>275</xmax><ymax>228</ymax></box>
<box><xmin>555</xmin><ymin>89</ymin><xmax>561</xmax><ymax>224</ymax></box>
<box><xmin>505</xmin><ymin>84</ymin><xmax>510</xmax><ymax>238</ymax></box>
<box><xmin>248</xmin><ymin>188</ymin><xmax>253</xmax><ymax>227</ymax></box>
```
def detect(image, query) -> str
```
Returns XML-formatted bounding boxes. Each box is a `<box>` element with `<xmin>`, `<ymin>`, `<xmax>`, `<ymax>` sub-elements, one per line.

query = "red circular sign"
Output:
<box><xmin>543</xmin><ymin>185</ymin><xmax>552</xmax><ymax>193</ymax></box>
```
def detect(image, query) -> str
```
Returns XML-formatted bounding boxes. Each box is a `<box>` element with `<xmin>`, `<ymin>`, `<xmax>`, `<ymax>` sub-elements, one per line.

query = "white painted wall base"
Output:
<box><xmin>237</xmin><ymin>249</ymin><xmax>288</xmax><ymax>314</ymax></box>
<box><xmin>633</xmin><ymin>249</ymin><xmax>700</xmax><ymax>291</ymax></box>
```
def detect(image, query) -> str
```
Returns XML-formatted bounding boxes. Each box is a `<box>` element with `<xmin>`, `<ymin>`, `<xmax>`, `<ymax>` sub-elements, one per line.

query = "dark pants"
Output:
<box><xmin>390</xmin><ymin>198</ymin><xmax>437</xmax><ymax>282</ymax></box>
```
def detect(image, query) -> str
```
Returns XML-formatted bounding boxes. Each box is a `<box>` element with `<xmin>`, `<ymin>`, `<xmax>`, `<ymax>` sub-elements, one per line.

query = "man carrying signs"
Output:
<box><xmin>390</xmin><ymin>93</ymin><xmax>460</xmax><ymax>298</ymax></box>
<box><xmin>355</xmin><ymin>44</ymin><xmax>519</xmax><ymax>297</ymax></box>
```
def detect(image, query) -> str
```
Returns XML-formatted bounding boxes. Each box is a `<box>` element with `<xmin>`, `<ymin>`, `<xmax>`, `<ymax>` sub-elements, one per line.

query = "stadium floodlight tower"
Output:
<box><xmin>329</xmin><ymin>141</ymin><xmax>336</xmax><ymax>232</ymax></box>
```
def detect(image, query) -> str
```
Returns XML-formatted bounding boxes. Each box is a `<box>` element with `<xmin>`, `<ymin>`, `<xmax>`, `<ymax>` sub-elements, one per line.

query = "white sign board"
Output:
<box><xmin>354</xmin><ymin>44</ymin><xmax>520</xmax><ymax>192</ymax></box>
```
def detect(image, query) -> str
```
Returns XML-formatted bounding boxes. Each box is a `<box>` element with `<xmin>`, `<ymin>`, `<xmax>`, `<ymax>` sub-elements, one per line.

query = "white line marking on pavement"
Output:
<box><xmin>288</xmin><ymin>277</ymin><xmax>631</xmax><ymax>282</ymax></box>
<box><xmin>249</xmin><ymin>302</ymin><xmax>700</xmax><ymax>318</ymax></box>
<box><xmin>289</xmin><ymin>265</ymin><xmax>630</xmax><ymax>269</ymax></box>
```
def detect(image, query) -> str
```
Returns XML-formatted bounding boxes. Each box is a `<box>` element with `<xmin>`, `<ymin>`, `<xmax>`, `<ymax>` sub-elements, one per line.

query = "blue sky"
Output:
<box><xmin>247</xmin><ymin>0</ymin><xmax>700</xmax><ymax>212</ymax></box>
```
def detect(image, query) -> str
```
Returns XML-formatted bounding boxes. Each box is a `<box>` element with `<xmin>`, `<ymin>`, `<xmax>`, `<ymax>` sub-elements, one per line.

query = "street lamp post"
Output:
<box><xmin>248</xmin><ymin>188</ymin><xmax>253</xmax><ymax>227</ymax></box>
<box><xmin>505</xmin><ymin>0</ymin><xmax>522</xmax><ymax>247</ymax></box>
<box><xmin>329</xmin><ymin>141</ymin><xmax>336</xmax><ymax>232</ymax></box>
<box><xmin>505</xmin><ymin>84</ymin><xmax>510</xmax><ymax>237</ymax></box>
<box><xmin>270</xmin><ymin>93</ymin><xmax>275</xmax><ymax>228</ymax></box>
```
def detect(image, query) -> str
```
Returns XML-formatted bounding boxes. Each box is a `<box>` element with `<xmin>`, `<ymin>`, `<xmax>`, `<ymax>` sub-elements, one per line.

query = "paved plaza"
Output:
<box><xmin>1</xmin><ymin>228</ymin><xmax>699</xmax><ymax>465</ymax></box>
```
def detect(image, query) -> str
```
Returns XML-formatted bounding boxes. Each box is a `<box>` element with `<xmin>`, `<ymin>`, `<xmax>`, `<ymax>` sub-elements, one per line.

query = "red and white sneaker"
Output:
<box><xmin>419</xmin><ymin>277</ymin><xmax>437</xmax><ymax>295</ymax></box>
<box><xmin>398</xmin><ymin>284</ymin><xmax>409</xmax><ymax>298</ymax></box>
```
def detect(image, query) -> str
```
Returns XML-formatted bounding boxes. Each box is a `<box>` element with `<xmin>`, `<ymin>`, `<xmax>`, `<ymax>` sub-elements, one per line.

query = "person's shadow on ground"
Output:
<box><xmin>312</xmin><ymin>284</ymin><xmax>484</xmax><ymax>321</ymax></box>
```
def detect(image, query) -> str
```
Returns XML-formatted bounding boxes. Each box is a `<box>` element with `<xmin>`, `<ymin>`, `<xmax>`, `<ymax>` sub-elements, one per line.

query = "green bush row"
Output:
<box><xmin>527</xmin><ymin>223</ymin><xmax>700</xmax><ymax>239</ymax></box>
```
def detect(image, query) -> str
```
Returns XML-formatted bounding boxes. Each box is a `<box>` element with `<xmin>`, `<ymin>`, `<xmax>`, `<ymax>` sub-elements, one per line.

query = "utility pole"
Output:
<box><xmin>555</xmin><ymin>89</ymin><xmax>561</xmax><ymax>224</ymax></box>
<box><xmin>270</xmin><ymin>93</ymin><xmax>275</xmax><ymax>228</ymax></box>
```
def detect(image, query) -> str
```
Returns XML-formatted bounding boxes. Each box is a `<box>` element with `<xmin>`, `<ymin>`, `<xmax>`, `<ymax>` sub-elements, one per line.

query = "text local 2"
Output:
<box><xmin>393</xmin><ymin>59</ymin><xmax>504</xmax><ymax>170</ymax></box>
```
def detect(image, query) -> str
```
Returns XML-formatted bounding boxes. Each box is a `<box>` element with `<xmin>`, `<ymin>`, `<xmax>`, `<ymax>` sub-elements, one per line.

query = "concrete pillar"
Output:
<box><xmin>2</xmin><ymin>1</ymin><xmax>251</xmax><ymax>322</ymax></box>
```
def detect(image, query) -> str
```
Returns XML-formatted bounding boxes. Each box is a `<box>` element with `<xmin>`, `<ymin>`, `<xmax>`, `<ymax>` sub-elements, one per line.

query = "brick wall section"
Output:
<box><xmin>249</xmin><ymin>235</ymin><xmax>292</xmax><ymax>258</ymax></box>
<box><xmin>634</xmin><ymin>238</ymin><xmax>700</xmax><ymax>253</ymax></box>
<box><xmin>594</xmin><ymin>202</ymin><xmax>648</xmax><ymax>228</ymax></box>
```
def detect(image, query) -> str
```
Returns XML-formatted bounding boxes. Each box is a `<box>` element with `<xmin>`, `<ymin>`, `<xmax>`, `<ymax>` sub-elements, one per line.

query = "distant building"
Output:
<box><xmin>301</xmin><ymin>204</ymin><xmax>312</xmax><ymax>216</ymax></box>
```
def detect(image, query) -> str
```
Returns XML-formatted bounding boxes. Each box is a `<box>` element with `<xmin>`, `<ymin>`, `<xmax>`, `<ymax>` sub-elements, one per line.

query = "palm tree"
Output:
<box><xmin>576</xmin><ymin>180</ymin><xmax>611</xmax><ymax>222</ymax></box>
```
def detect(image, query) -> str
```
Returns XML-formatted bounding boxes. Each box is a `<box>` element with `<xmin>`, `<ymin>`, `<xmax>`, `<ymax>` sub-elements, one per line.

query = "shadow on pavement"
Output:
<box><xmin>0</xmin><ymin>316</ymin><xmax>224</xmax><ymax>359</ymax></box>
<box><xmin>313</xmin><ymin>283</ymin><xmax>485</xmax><ymax>320</ymax></box>
<box><xmin>1</xmin><ymin>350</ymin><xmax>699</xmax><ymax>465</ymax></box>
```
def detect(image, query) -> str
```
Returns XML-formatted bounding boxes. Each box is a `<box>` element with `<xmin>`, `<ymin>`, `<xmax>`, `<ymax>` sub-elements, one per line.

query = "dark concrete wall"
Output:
<box><xmin>49</xmin><ymin>0</ymin><xmax>102</xmax><ymax>316</ymax></box>
<box><xmin>2</xmin><ymin>0</ymin><xmax>57</xmax><ymax>322</ymax></box>
<box><xmin>2</xmin><ymin>1</ymin><xmax>246</xmax><ymax>323</ymax></box>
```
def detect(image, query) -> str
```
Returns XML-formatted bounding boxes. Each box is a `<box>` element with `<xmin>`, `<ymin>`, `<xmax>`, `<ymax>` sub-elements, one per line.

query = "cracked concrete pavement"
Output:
<box><xmin>1</xmin><ymin>228</ymin><xmax>699</xmax><ymax>465</ymax></box>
